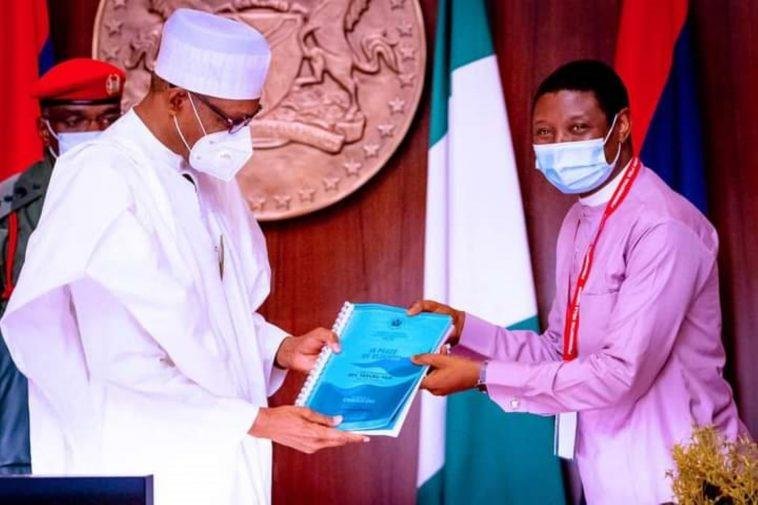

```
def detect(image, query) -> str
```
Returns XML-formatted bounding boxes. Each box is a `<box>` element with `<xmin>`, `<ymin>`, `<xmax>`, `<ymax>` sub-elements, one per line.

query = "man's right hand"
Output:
<box><xmin>249</xmin><ymin>406</ymin><xmax>369</xmax><ymax>454</ymax></box>
<box><xmin>407</xmin><ymin>300</ymin><xmax>466</xmax><ymax>344</ymax></box>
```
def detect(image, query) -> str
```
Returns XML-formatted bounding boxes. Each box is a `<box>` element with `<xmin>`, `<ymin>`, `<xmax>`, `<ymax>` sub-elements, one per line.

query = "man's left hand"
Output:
<box><xmin>275</xmin><ymin>328</ymin><xmax>340</xmax><ymax>373</ymax></box>
<box><xmin>412</xmin><ymin>354</ymin><xmax>481</xmax><ymax>396</ymax></box>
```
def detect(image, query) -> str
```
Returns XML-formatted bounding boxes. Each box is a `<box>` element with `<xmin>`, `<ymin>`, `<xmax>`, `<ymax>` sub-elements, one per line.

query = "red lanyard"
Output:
<box><xmin>563</xmin><ymin>157</ymin><xmax>642</xmax><ymax>361</ymax></box>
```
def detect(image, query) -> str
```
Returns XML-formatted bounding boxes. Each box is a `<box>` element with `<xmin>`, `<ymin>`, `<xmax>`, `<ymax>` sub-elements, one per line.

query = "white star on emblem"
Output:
<box><xmin>399</xmin><ymin>46</ymin><xmax>416</xmax><ymax>61</ymax></box>
<box><xmin>273</xmin><ymin>195</ymin><xmax>292</xmax><ymax>210</ymax></box>
<box><xmin>298</xmin><ymin>188</ymin><xmax>316</xmax><ymax>203</ymax></box>
<box><xmin>101</xmin><ymin>46</ymin><xmax>120</xmax><ymax>61</ymax></box>
<box><xmin>363</xmin><ymin>144</ymin><xmax>380</xmax><ymax>158</ymax></box>
<box><xmin>343</xmin><ymin>160</ymin><xmax>362</xmax><ymax>176</ymax></box>
<box><xmin>104</xmin><ymin>20</ymin><xmax>123</xmax><ymax>37</ymax></box>
<box><xmin>397</xmin><ymin>21</ymin><xmax>413</xmax><ymax>37</ymax></box>
<box><xmin>388</xmin><ymin>97</ymin><xmax>406</xmax><ymax>114</ymax></box>
<box><xmin>250</xmin><ymin>197</ymin><xmax>266</xmax><ymax>212</ymax></box>
<box><xmin>377</xmin><ymin>124</ymin><xmax>396</xmax><ymax>138</ymax></box>
<box><xmin>323</xmin><ymin>177</ymin><xmax>341</xmax><ymax>192</ymax></box>
<box><xmin>398</xmin><ymin>73</ymin><xmax>415</xmax><ymax>87</ymax></box>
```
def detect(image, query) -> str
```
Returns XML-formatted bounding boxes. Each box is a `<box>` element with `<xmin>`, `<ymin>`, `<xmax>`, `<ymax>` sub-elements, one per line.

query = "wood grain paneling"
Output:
<box><xmin>691</xmin><ymin>0</ymin><xmax>758</xmax><ymax>436</ymax></box>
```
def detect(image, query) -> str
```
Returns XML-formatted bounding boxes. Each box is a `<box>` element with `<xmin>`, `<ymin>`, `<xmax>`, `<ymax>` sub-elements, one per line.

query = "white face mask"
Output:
<box><xmin>173</xmin><ymin>93</ymin><xmax>253</xmax><ymax>182</ymax></box>
<box><xmin>533</xmin><ymin>114</ymin><xmax>621</xmax><ymax>194</ymax></box>
<box><xmin>45</xmin><ymin>120</ymin><xmax>101</xmax><ymax>159</ymax></box>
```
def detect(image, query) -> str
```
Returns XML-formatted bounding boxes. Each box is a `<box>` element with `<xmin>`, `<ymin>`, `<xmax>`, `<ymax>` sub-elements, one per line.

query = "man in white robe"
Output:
<box><xmin>0</xmin><ymin>8</ymin><xmax>366</xmax><ymax>505</ymax></box>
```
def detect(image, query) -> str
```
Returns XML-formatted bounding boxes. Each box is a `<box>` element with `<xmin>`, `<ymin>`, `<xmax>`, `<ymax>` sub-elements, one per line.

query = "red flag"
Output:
<box><xmin>614</xmin><ymin>0</ymin><xmax>708</xmax><ymax>211</ymax></box>
<box><xmin>614</xmin><ymin>0</ymin><xmax>687</xmax><ymax>152</ymax></box>
<box><xmin>0</xmin><ymin>1</ymin><xmax>51</xmax><ymax>179</ymax></box>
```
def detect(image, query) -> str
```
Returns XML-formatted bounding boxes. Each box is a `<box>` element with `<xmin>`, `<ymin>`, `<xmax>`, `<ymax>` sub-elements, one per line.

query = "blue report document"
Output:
<box><xmin>295</xmin><ymin>302</ymin><xmax>453</xmax><ymax>437</ymax></box>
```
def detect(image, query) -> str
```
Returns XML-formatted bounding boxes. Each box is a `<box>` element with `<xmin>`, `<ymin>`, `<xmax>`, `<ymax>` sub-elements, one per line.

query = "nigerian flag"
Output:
<box><xmin>416</xmin><ymin>0</ymin><xmax>566</xmax><ymax>503</ymax></box>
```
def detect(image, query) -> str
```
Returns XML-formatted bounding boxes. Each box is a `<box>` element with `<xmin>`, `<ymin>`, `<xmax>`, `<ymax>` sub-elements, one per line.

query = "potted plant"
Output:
<box><xmin>665</xmin><ymin>426</ymin><xmax>757</xmax><ymax>504</ymax></box>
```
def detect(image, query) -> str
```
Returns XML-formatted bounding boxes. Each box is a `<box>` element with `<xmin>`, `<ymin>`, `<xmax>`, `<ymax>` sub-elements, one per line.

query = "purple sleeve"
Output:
<box><xmin>452</xmin><ymin>306</ymin><xmax>563</xmax><ymax>363</ymax></box>
<box><xmin>483</xmin><ymin>222</ymin><xmax>711</xmax><ymax>416</ymax></box>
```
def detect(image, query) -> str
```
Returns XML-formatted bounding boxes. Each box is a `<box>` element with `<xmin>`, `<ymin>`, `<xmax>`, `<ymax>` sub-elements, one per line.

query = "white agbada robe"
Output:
<box><xmin>0</xmin><ymin>109</ymin><xmax>288</xmax><ymax>504</ymax></box>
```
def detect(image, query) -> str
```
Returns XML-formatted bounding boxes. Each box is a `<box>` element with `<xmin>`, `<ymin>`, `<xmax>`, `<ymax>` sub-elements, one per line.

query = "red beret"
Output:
<box><xmin>31</xmin><ymin>58</ymin><xmax>125</xmax><ymax>103</ymax></box>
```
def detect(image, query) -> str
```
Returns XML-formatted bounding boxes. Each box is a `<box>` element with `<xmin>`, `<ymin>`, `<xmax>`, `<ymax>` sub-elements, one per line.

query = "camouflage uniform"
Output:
<box><xmin>0</xmin><ymin>156</ymin><xmax>53</xmax><ymax>474</ymax></box>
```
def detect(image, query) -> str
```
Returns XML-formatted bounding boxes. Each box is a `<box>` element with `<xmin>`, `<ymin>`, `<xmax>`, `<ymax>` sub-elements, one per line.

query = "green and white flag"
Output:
<box><xmin>417</xmin><ymin>0</ymin><xmax>566</xmax><ymax>503</ymax></box>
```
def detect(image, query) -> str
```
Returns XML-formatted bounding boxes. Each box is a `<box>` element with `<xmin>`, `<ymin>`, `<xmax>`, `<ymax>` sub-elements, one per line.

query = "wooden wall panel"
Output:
<box><xmin>44</xmin><ymin>0</ymin><xmax>758</xmax><ymax>503</ymax></box>
<box><xmin>691</xmin><ymin>0</ymin><xmax>758</xmax><ymax>436</ymax></box>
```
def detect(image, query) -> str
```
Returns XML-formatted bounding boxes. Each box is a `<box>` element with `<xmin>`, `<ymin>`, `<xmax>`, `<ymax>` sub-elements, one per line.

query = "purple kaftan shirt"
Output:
<box><xmin>456</xmin><ymin>166</ymin><xmax>746</xmax><ymax>504</ymax></box>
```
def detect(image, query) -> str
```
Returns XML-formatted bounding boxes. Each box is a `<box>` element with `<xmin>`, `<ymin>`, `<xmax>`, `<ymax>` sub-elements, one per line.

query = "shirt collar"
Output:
<box><xmin>579</xmin><ymin>158</ymin><xmax>632</xmax><ymax>207</ymax></box>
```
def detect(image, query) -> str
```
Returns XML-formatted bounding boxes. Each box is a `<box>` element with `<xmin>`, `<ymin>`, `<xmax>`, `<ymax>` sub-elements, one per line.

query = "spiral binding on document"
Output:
<box><xmin>295</xmin><ymin>301</ymin><xmax>355</xmax><ymax>407</ymax></box>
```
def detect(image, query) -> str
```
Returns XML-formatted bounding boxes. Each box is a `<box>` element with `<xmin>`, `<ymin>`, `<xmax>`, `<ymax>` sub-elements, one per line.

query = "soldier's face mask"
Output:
<box><xmin>44</xmin><ymin>119</ymin><xmax>101</xmax><ymax>159</ymax></box>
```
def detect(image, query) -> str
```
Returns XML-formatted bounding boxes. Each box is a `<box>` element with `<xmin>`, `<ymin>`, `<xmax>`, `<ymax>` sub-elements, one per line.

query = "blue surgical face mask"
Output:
<box><xmin>45</xmin><ymin>120</ymin><xmax>101</xmax><ymax>159</ymax></box>
<box><xmin>533</xmin><ymin>114</ymin><xmax>621</xmax><ymax>194</ymax></box>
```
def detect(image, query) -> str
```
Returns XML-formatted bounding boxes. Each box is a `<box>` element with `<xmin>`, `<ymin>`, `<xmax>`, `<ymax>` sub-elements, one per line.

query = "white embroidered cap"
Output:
<box><xmin>155</xmin><ymin>8</ymin><xmax>271</xmax><ymax>100</ymax></box>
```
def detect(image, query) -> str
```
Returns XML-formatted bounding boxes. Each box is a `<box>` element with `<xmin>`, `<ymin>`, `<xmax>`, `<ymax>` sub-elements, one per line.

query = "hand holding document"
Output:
<box><xmin>295</xmin><ymin>303</ymin><xmax>452</xmax><ymax>437</ymax></box>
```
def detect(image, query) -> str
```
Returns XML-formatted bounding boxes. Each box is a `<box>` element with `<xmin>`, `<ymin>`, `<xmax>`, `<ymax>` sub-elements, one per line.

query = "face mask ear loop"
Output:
<box><xmin>602</xmin><ymin>113</ymin><xmax>623</xmax><ymax>166</ymax></box>
<box><xmin>173</xmin><ymin>114</ymin><xmax>192</xmax><ymax>154</ymax></box>
<box><xmin>610</xmin><ymin>139</ymin><xmax>622</xmax><ymax>166</ymax></box>
<box><xmin>187</xmin><ymin>93</ymin><xmax>208</xmax><ymax>136</ymax></box>
<box><xmin>44</xmin><ymin>119</ymin><xmax>60</xmax><ymax>141</ymax></box>
<box><xmin>43</xmin><ymin>119</ymin><xmax>60</xmax><ymax>159</ymax></box>
<box><xmin>602</xmin><ymin>113</ymin><xmax>620</xmax><ymax>145</ymax></box>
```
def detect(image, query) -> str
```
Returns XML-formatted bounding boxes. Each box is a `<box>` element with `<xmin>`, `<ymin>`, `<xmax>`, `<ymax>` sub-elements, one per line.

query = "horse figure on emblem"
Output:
<box><xmin>293</xmin><ymin>0</ymin><xmax>400</xmax><ymax>120</ymax></box>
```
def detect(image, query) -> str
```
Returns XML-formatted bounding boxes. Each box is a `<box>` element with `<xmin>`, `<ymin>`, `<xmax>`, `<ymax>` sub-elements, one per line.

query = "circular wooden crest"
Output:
<box><xmin>93</xmin><ymin>0</ymin><xmax>426</xmax><ymax>220</ymax></box>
